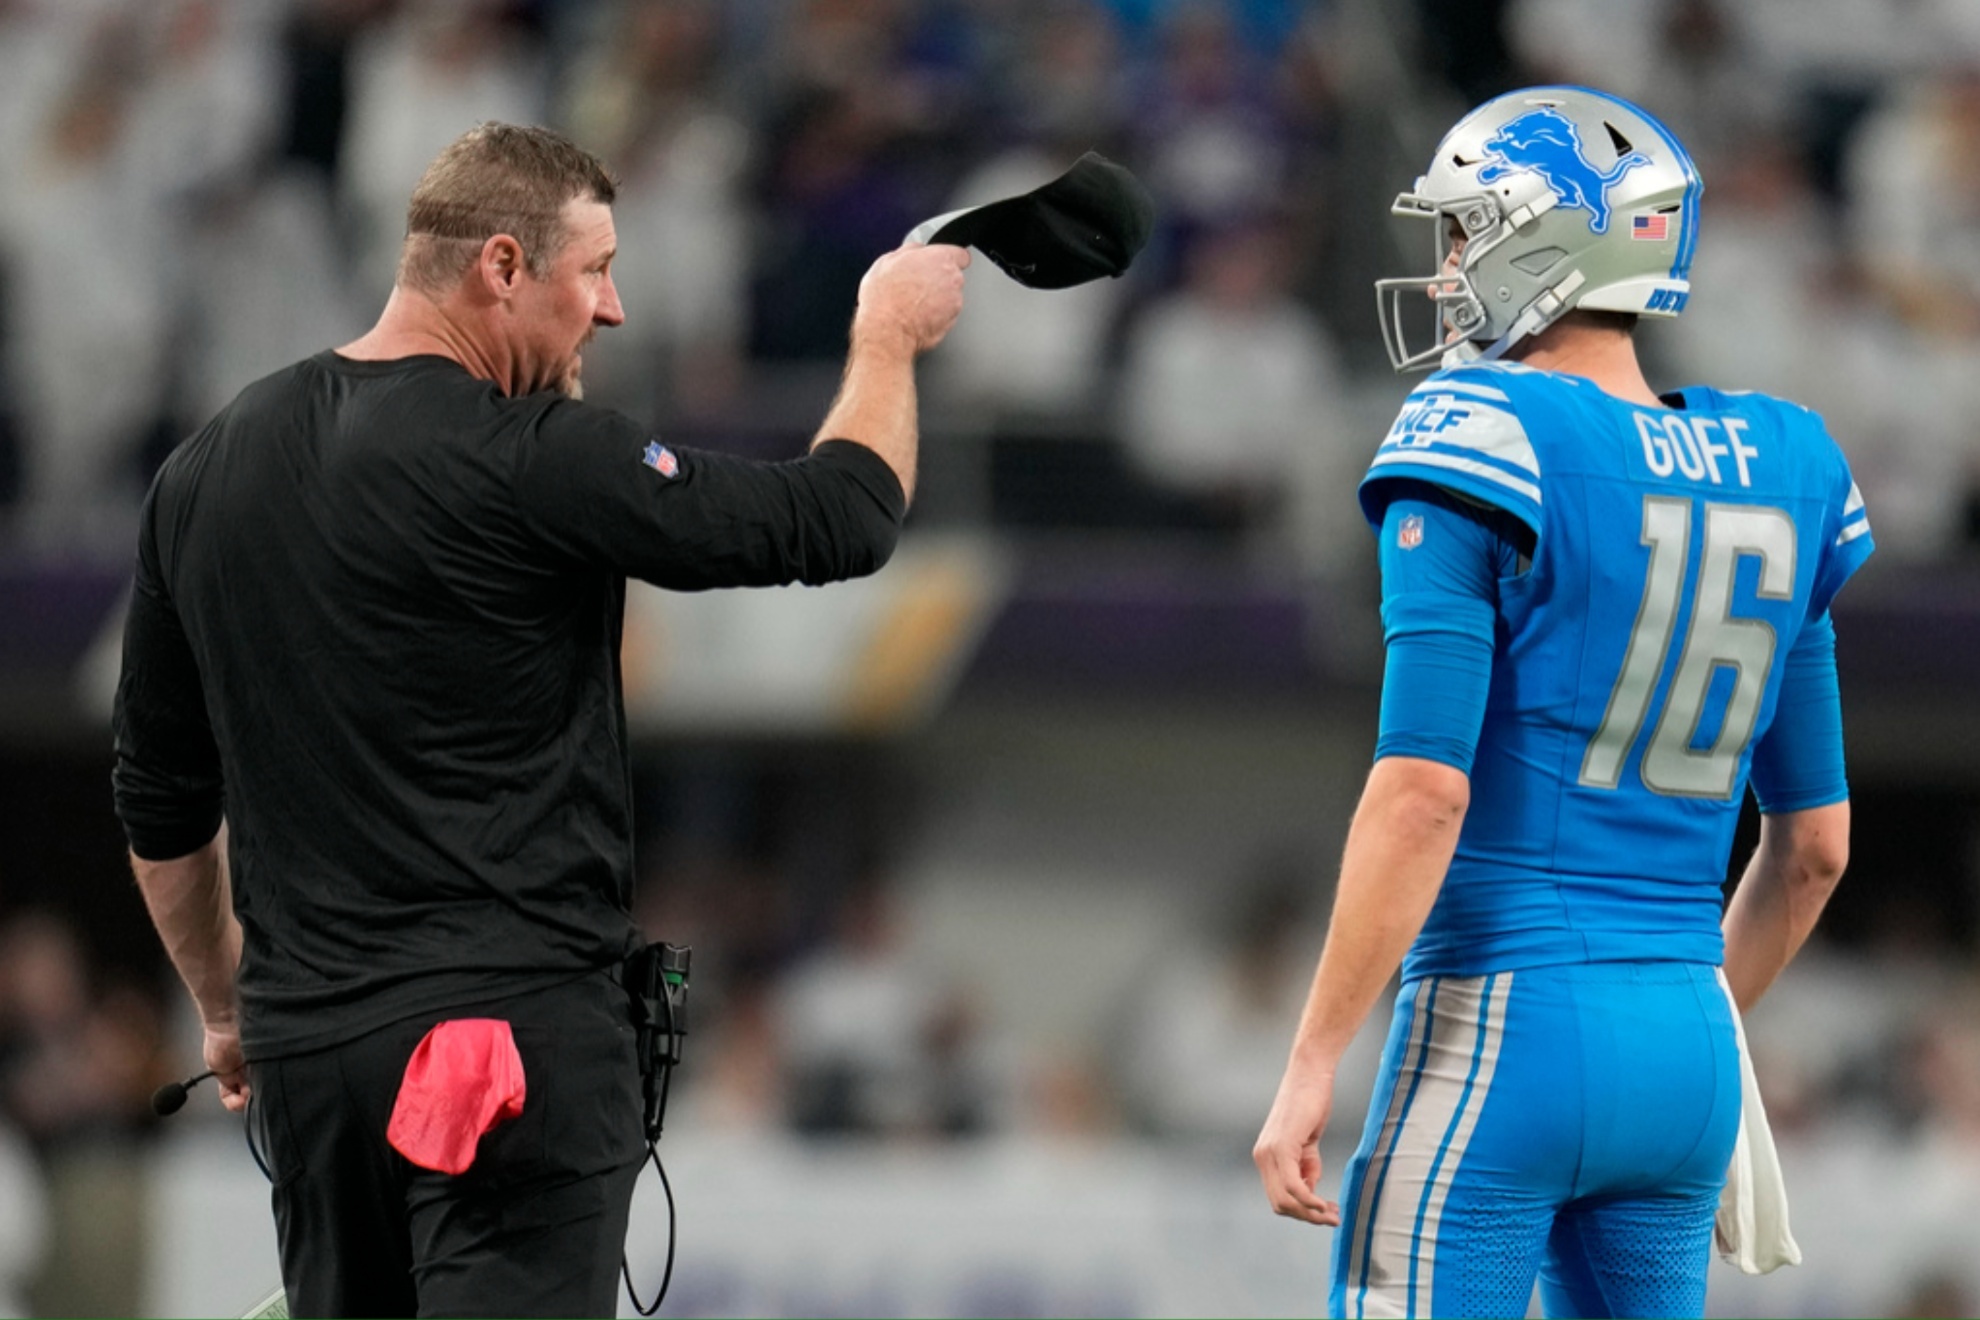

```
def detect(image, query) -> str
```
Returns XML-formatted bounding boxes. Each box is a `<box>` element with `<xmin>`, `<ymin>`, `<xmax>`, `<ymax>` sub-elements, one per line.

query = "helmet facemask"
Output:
<box><xmin>1375</xmin><ymin>191</ymin><xmax>1516</xmax><ymax>372</ymax></box>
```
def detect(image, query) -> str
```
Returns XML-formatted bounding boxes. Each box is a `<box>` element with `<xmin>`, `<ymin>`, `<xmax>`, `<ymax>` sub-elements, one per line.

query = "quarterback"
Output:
<box><xmin>1254</xmin><ymin>87</ymin><xmax>1869</xmax><ymax>1318</ymax></box>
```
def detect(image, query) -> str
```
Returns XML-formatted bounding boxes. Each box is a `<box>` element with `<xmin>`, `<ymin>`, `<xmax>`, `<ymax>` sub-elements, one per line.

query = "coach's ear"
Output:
<box><xmin>478</xmin><ymin>234</ymin><xmax>528</xmax><ymax>298</ymax></box>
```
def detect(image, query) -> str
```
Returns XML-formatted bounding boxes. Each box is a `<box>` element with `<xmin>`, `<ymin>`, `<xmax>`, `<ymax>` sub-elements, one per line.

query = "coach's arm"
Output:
<box><xmin>1720</xmin><ymin>802</ymin><xmax>1850</xmax><ymax>1013</ymax></box>
<box><xmin>1254</xmin><ymin>755</ymin><xmax>1469</xmax><ymax>1226</ymax></box>
<box><xmin>114</xmin><ymin>478</ymin><xmax>247</xmax><ymax>1110</ymax></box>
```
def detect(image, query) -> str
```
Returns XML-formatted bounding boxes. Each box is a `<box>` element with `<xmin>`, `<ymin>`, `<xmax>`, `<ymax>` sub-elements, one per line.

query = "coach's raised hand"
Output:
<box><xmin>856</xmin><ymin>241</ymin><xmax>970</xmax><ymax>356</ymax></box>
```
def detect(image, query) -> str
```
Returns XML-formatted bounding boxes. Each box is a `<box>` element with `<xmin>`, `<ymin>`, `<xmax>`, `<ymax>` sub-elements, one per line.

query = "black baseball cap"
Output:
<box><xmin>905</xmin><ymin>151</ymin><xmax>1156</xmax><ymax>289</ymax></box>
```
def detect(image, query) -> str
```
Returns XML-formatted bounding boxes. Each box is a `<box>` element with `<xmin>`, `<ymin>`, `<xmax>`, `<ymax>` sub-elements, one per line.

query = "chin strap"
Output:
<box><xmin>1454</xmin><ymin>269</ymin><xmax>1589</xmax><ymax>368</ymax></box>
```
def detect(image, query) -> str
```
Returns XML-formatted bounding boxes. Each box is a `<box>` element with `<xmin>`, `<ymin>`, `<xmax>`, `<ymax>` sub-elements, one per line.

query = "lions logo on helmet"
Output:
<box><xmin>1376</xmin><ymin>87</ymin><xmax>1702</xmax><ymax>373</ymax></box>
<box><xmin>1476</xmin><ymin>107</ymin><xmax>1651</xmax><ymax>235</ymax></box>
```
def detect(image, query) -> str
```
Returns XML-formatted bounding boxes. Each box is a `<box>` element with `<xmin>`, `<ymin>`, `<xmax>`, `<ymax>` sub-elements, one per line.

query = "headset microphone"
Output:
<box><xmin>152</xmin><ymin>1069</ymin><xmax>216</xmax><ymax>1117</ymax></box>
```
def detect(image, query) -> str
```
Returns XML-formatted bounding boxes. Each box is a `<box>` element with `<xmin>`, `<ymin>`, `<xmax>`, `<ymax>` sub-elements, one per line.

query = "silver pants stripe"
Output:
<box><xmin>1408</xmin><ymin>973</ymin><xmax>1512</xmax><ymax>1315</ymax></box>
<box><xmin>1343</xmin><ymin>981</ymin><xmax>1437</xmax><ymax>1305</ymax></box>
<box><xmin>1352</xmin><ymin>973</ymin><xmax>1512</xmax><ymax>1319</ymax></box>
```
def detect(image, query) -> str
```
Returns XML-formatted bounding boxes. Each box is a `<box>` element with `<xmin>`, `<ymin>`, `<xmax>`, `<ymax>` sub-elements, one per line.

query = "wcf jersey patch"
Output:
<box><xmin>642</xmin><ymin>441</ymin><xmax>680</xmax><ymax>478</ymax></box>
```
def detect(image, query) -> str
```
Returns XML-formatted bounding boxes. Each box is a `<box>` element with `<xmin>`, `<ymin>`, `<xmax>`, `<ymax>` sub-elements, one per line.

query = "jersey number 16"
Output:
<box><xmin>1580</xmin><ymin>496</ymin><xmax>1797</xmax><ymax>800</ymax></box>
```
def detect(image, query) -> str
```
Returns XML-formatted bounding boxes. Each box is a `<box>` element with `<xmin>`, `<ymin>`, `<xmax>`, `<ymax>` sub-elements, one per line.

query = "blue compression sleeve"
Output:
<box><xmin>1748</xmin><ymin>610</ymin><xmax>1848</xmax><ymax>813</ymax></box>
<box><xmin>1372</xmin><ymin>486</ymin><xmax>1511</xmax><ymax>775</ymax></box>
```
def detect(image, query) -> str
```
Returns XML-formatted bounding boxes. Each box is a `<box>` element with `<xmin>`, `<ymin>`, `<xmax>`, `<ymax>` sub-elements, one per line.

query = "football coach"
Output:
<box><xmin>111</xmin><ymin>122</ymin><xmax>967</xmax><ymax>1318</ymax></box>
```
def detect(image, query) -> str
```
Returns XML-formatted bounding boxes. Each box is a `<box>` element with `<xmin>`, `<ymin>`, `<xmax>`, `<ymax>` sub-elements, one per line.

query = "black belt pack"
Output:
<box><xmin>622</xmin><ymin>942</ymin><xmax>690</xmax><ymax>1143</ymax></box>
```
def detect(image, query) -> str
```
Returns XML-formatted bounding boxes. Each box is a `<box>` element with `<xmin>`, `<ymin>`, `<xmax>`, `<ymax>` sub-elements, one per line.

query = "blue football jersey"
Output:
<box><xmin>1358</xmin><ymin>361</ymin><xmax>1874</xmax><ymax>979</ymax></box>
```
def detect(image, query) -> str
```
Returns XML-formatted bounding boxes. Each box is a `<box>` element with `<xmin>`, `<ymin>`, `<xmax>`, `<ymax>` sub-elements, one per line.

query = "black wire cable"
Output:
<box><xmin>621</xmin><ymin>1141</ymin><xmax>677</xmax><ymax>1316</ymax></box>
<box><xmin>243</xmin><ymin>1095</ymin><xmax>274</xmax><ymax>1183</ymax></box>
<box><xmin>622</xmin><ymin>965</ymin><xmax>681</xmax><ymax>1314</ymax></box>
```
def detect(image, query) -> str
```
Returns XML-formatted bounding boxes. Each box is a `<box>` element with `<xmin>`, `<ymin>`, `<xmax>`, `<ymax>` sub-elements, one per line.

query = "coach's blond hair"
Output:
<box><xmin>397</xmin><ymin>123</ymin><xmax>618</xmax><ymax>294</ymax></box>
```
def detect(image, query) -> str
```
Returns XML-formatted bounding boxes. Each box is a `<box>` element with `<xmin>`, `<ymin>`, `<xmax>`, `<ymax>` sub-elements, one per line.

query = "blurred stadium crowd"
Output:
<box><xmin>2</xmin><ymin>0</ymin><xmax>1980</xmax><ymax>1315</ymax></box>
<box><xmin>0</xmin><ymin>0</ymin><xmax>1978</xmax><ymax>559</ymax></box>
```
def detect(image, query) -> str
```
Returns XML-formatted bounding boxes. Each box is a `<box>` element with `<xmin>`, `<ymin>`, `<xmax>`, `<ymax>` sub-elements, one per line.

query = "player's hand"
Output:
<box><xmin>203</xmin><ymin>1016</ymin><xmax>250</xmax><ymax>1113</ymax></box>
<box><xmin>854</xmin><ymin>243</ymin><xmax>970</xmax><ymax>357</ymax></box>
<box><xmin>1254</xmin><ymin>1061</ymin><xmax>1342</xmax><ymax>1226</ymax></box>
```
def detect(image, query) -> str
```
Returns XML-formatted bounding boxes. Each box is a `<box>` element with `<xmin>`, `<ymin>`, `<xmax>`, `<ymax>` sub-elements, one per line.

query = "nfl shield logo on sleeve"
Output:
<box><xmin>642</xmin><ymin>441</ymin><xmax>680</xmax><ymax>478</ymax></box>
<box><xmin>1399</xmin><ymin>513</ymin><xmax>1425</xmax><ymax>550</ymax></box>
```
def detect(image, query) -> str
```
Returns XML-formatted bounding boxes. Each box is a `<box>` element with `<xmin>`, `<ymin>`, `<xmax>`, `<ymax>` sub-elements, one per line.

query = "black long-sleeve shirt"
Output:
<box><xmin>112</xmin><ymin>351</ymin><xmax>905</xmax><ymax>1057</ymax></box>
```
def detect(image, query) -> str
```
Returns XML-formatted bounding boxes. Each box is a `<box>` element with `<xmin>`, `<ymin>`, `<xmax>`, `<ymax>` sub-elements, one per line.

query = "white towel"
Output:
<box><xmin>1714</xmin><ymin>969</ymin><xmax>1802</xmax><ymax>1274</ymax></box>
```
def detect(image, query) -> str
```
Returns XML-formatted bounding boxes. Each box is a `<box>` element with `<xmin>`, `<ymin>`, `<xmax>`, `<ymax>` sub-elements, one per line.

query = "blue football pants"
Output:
<box><xmin>1329</xmin><ymin>962</ymin><xmax>1741</xmax><ymax>1319</ymax></box>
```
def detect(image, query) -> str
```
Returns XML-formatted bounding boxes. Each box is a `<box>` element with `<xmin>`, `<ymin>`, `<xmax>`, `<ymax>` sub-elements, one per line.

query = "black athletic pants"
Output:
<box><xmin>247</xmin><ymin>971</ymin><xmax>646</xmax><ymax>1318</ymax></box>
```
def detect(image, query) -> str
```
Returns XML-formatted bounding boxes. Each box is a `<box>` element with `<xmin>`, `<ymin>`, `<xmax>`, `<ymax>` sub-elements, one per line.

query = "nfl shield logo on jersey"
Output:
<box><xmin>642</xmin><ymin>441</ymin><xmax>680</xmax><ymax>478</ymax></box>
<box><xmin>1399</xmin><ymin>513</ymin><xmax>1425</xmax><ymax>550</ymax></box>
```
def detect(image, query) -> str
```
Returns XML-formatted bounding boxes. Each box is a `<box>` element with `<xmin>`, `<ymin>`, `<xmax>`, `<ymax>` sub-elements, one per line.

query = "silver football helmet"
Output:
<box><xmin>1377</xmin><ymin>86</ymin><xmax>1703</xmax><ymax>372</ymax></box>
